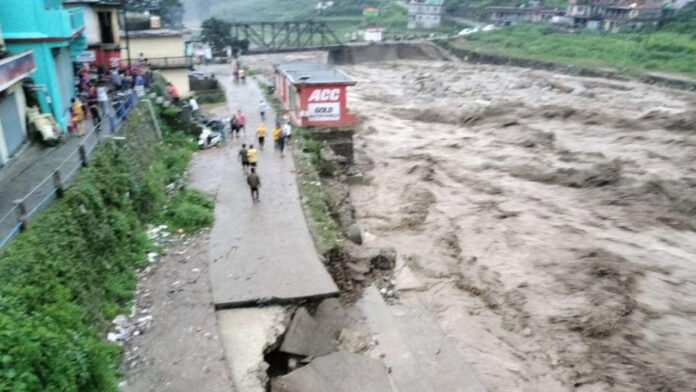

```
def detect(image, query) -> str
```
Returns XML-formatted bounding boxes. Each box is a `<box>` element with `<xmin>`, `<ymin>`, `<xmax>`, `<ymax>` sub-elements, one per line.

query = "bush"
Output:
<box><xmin>195</xmin><ymin>90</ymin><xmax>226</xmax><ymax>104</ymax></box>
<box><xmin>0</xmin><ymin>101</ymin><xmax>204</xmax><ymax>391</ymax></box>
<box><xmin>163</xmin><ymin>189</ymin><xmax>214</xmax><ymax>233</ymax></box>
<box><xmin>452</xmin><ymin>23</ymin><xmax>696</xmax><ymax>76</ymax></box>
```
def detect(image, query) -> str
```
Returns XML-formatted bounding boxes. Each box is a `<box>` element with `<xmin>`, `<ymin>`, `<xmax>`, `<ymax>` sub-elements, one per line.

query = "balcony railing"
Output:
<box><xmin>121</xmin><ymin>56</ymin><xmax>197</xmax><ymax>70</ymax></box>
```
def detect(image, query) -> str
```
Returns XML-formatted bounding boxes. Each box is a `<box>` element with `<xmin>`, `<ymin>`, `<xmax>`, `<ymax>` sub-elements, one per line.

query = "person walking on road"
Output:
<box><xmin>258</xmin><ymin>99</ymin><xmax>267</xmax><ymax>121</ymax></box>
<box><xmin>256</xmin><ymin>123</ymin><xmax>266</xmax><ymax>150</ymax></box>
<box><xmin>282</xmin><ymin>121</ymin><xmax>293</xmax><ymax>143</ymax></box>
<box><xmin>247</xmin><ymin>144</ymin><xmax>259</xmax><ymax>168</ymax></box>
<box><xmin>272</xmin><ymin>124</ymin><xmax>282</xmax><ymax>151</ymax></box>
<box><xmin>247</xmin><ymin>168</ymin><xmax>261</xmax><ymax>203</ymax></box>
<box><xmin>237</xmin><ymin>110</ymin><xmax>247</xmax><ymax>135</ymax></box>
<box><xmin>276</xmin><ymin>128</ymin><xmax>286</xmax><ymax>157</ymax></box>
<box><xmin>239</xmin><ymin>144</ymin><xmax>250</xmax><ymax>173</ymax></box>
<box><xmin>70</xmin><ymin>98</ymin><xmax>85</xmax><ymax>136</ymax></box>
<box><xmin>230</xmin><ymin>115</ymin><xmax>240</xmax><ymax>139</ymax></box>
<box><xmin>97</xmin><ymin>82</ymin><xmax>109</xmax><ymax>117</ymax></box>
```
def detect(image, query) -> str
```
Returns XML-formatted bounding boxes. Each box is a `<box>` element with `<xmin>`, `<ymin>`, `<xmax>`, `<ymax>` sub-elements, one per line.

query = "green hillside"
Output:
<box><xmin>451</xmin><ymin>22</ymin><xmax>696</xmax><ymax>76</ymax></box>
<box><xmin>183</xmin><ymin>0</ymin><xmax>317</xmax><ymax>23</ymax></box>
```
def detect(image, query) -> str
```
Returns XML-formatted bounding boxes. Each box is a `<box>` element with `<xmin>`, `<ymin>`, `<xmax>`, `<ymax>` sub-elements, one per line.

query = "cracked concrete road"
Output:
<box><xmin>201</xmin><ymin>65</ymin><xmax>338</xmax><ymax>308</ymax></box>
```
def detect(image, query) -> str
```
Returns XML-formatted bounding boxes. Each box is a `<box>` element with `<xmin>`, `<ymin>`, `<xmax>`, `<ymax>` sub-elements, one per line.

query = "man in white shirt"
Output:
<box><xmin>96</xmin><ymin>84</ymin><xmax>109</xmax><ymax>116</ymax></box>
<box><xmin>281</xmin><ymin>122</ymin><xmax>292</xmax><ymax>141</ymax></box>
<box><xmin>189</xmin><ymin>97</ymin><xmax>199</xmax><ymax>114</ymax></box>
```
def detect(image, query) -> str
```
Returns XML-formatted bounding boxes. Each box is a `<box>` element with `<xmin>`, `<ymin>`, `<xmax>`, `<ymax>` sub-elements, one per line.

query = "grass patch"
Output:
<box><xmin>0</xmin><ymin>99</ymin><xmax>207</xmax><ymax>391</ymax></box>
<box><xmin>163</xmin><ymin>189</ymin><xmax>214</xmax><ymax>233</ymax></box>
<box><xmin>194</xmin><ymin>89</ymin><xmax>226</xmax><ymax>104</ymax></box>
<box><xmin>293</xmin><ymin>130</ymin><xmax>342</xmax><ymax>254</ymax></box>
<box><xmin>448</xmin><ymin>24</ymin><xmax>696</xmax><ymax>77</ymax></box>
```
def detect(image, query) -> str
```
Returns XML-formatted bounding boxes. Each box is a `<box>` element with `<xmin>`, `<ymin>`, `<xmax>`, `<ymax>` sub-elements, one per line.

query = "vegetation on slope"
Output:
<box><xmin>0</xmin><ymin>102</ymin><xmax>211</xmax><ymax>391</ymax></box>
<box><xmin>450</xmin><ymin>23</ymin><xmax>696</xmax><ymax>76</ymax></box>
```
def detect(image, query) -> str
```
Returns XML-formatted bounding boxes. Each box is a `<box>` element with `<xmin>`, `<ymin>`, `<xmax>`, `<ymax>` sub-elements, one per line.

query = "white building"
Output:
<box><xmin>408</xmin><ymin>0</ymin><xmax>444</xmax><ymax>29</ymax></box>
<box><xmin>364</xmin><ymin>27</ymin><xmax>385</xmax><ymax>42</ymax></box>
<box><xmin>316</xmin><ymin>0</ymin><xmax>335</xmax><ymax>10</ymax></box>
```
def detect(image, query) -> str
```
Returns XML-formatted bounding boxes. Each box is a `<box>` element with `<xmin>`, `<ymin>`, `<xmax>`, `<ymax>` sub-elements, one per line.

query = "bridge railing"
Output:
<box><xmin>230</xmin><ymin>21</ymin><xmax>343</xmax><ymax>53</ymax></box>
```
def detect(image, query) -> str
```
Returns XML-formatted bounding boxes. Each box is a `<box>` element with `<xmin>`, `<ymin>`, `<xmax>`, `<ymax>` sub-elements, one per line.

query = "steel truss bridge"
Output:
<box><xmin>230</xmin><ymin>21</ymin><xmax>344</xmax><ymax>54</ymax></box>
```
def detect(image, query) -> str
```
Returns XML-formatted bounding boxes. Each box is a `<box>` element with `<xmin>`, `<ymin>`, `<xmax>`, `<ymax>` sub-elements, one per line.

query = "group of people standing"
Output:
<box><xmin>255</xmin><ymin>118</ymin><xmax>292</xmax><ymax>156</ymax></box>
<box><xmin>70</xmin><ymin>53</ymin><xmax>153</xmax><ymax>137</ymax></box>
<box><xmin>232</xmin><ymin>102</ymin><xmax>294</xmax><ymax>203</ymax></box>
<box><xmin>232</xmin><ymin>60</ymin><xmax>247</xmax><ymax>84</ymax></box>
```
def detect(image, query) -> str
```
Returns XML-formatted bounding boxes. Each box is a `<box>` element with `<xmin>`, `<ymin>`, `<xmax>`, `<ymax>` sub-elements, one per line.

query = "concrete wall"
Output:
<box><xmin>80</xmin><ymin>7</ymin><xmax>101</xmax><ymax>45</ymax></box>
<box><xmin>159</xmin><ymin>68</ymin><xmax>190</xmax><ymax>97</ymax></box>
<box><xmin>124</xmin><ymin>36</ymin><xmax>185</xmax><ymax>59</ymax></box>
<box><xmin>53</xmin><ymin>46</ymin><xmax>74</xmax><ymax>125</ymax></box>
<box><xmin>328</xmin><ymin>43</ymin><xmax>448</xmax><ymax>65</ymax></box>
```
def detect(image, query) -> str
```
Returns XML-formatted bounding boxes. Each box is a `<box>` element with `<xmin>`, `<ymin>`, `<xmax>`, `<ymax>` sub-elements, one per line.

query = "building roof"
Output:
<box><xmin>487</xmin><ymin>6</ymin><xmax>564</xmax><ymax>12</ymax></box>
<box><xmin>275</xmin><ymin>61</ymin><xmax>356</xmax><ymax>85</ymax></box>
<box><xmin>120</xmin><ymin>29</ymin><xmax>184</xmax><ymax>39</ymax></box>
<box><xmin>62</xmin><ymin>0</ymin><xmax>121</xmax><ymax>5</ymax></box>
<box><xmin>410</xmin><ymin>0</ymin><xmax>445</xmax><ymax>4</ymax></box>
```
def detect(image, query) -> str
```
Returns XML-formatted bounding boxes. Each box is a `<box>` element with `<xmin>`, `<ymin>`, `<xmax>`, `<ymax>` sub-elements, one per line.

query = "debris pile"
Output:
<box><xmin>146</xmin><ymin>224</ymin><xmax>171</xmax><ymax>247</ymax></box>
<box><xmin>106</xmin><ymin>311</ymin><xmax>153</xmax><ymax>345</ymax></box>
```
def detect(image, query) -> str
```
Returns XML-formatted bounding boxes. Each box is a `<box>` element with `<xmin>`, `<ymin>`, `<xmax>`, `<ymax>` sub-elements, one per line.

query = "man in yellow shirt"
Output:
<box><xmin>272</xmin><ymin>125</ymin><xmax>281</xmax><ymax>151</ymax></box>
<box><xmin>247</xmin><ymin>144</ymin><xmax>259</xmax><ymax>168</ymax></box>
<box><xmin>256</xmin><ymin>123</ymin><xmax>266</xmax><ymax>150</ymax></box>
<box><xmin>71</xmin><ymin>98</ymin><xmax>85</xmax><ymax>136</ymax></box>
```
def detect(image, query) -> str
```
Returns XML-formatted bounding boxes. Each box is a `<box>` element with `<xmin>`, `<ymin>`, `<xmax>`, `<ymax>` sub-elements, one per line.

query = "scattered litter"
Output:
<box><xmin>106</xmin><ymin>311</ymin><xmax>154</xmax><ymax>345</ymax></box>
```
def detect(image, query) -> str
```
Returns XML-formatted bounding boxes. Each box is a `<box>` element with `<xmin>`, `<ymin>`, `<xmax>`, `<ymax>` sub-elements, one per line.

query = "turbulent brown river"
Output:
<box><xmin>249</xmin><ymin>53</ymin><xmax>696</xmax><ymax>392</ymax></box>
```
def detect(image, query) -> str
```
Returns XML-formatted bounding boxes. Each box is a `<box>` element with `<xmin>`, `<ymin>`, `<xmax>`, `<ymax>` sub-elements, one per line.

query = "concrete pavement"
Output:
<box><xmin>201</xmin><ymin>65</ymin><xmax>338</xmax><ymax>308</ymax></box>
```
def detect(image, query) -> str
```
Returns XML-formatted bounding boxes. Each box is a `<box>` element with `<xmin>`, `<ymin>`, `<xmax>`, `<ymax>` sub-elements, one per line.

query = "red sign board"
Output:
<box><xmin>306</xmin><ymin>86</ymin><xmax>343</xmax><ymax>122</ymax></box>
<box><xmin>0</xmin><ymin>51</ymin><xmax>36</xmax><ymax>92</ymax></box>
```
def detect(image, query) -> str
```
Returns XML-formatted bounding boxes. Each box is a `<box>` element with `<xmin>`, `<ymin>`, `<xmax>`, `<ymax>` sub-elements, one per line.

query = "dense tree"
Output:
<box><xmin>200</xmin><ymin>17</ymin><xmax>233</xmax><ymax>53</ymax></box>
<box><xmin>200</xmin><ymin>17</ymin><xmax>249</xmax><ymax>56</ymax></box>
<box><xmin>160</xmin><ymin>0</ymin><xmax>184</xmax><ymax>28</ymax></box>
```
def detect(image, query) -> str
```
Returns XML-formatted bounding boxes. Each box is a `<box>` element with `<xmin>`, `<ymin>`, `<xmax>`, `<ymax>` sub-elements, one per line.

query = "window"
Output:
<box><xmin>98</xmin><ymin>11</ymin><xmax>115</xmax><ymax>44</ymax></box>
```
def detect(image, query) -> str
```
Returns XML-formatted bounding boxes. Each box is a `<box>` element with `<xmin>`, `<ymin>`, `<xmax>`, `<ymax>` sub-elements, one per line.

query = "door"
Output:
<box><xmin>98</xmin><ymin>11</ymin><xmax>115</xmax><ymax>44</ymax></box>
<box><xmin>0</xmin><ymin>93</ymin><xmax>25</xmax><ymax>157</ymax></box>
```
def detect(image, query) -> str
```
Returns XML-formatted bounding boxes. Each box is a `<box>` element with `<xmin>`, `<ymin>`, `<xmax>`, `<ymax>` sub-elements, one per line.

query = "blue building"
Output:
<box><xmin>0</xmin><ymin>21</ymin><xmax>36</xmax><ymax>167</ymax></box>
<box><xmin>0</xmin><ymin>0</ymin><xmax>87</xmax><ymax>131</ymax></box>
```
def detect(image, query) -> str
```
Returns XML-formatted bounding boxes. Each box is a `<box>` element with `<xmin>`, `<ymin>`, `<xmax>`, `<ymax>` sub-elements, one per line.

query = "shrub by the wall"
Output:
<box><xmin>0</xmin><ymin>101</ymin><xmax>206</xmax><ymax>392</ymax></box>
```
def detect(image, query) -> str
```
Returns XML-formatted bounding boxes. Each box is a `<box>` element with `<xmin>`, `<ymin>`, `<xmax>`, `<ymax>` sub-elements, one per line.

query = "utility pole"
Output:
<box><xmin>121</xmin><ymin>0</ymin><xmax>132</xmax><ymax>69</ymax></box>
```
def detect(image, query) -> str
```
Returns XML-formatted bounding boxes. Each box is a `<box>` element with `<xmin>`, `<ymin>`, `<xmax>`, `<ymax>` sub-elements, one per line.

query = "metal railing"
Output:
<box><xmin>0</xmin><ymin>91</ymin><xmax>147</xmax><ymax>252</ymax></box>
<box><xmin>121</xmin><ymin>56</ymin><xmax>196</xmax><ymax>70</ymax></box>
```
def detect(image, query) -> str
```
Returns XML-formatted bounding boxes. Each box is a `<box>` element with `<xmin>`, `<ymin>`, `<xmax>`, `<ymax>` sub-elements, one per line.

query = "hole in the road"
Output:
<box><xmin>263</xmin><ymin>317</ymin><xmax>309</xmax><ymax>391</ymax></box>
<box><xmin>264</xmin><ymin>348</ymin><xmax>292</xmax><ymax>379</ymax></box>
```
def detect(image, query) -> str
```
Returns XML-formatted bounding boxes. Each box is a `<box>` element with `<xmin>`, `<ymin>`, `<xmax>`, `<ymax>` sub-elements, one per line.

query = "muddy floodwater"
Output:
<box><xmin>250</xmin><ymin>53</ymin><xmax>696</xmax><ymax>391</ymax></box>
<box><xmin>346</xmin><ymin>60</ymin><xmax>696</xmax><ymax>392</ymax></box>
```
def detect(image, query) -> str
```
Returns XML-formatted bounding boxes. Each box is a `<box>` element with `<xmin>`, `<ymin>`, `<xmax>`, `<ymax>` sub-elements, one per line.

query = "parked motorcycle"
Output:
<box><xmin>27</xmin><ymin>106</ymin><xmax>61</xmax><ymax>146</ymax></box>
<box><xmin>198</xmin><ymin>126</ymin><xmax>222</xmax><ymax>149</ymax></box>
